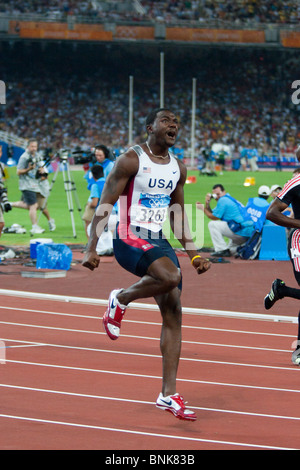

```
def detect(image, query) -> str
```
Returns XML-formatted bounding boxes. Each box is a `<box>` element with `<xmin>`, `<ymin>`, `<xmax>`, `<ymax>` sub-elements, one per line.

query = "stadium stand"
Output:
<box><xmin>0</xmin><ymin>43</ymin><xmax>299</xmax><ymax>167</ymax></box>
<box><xmin>0</xmin><ymin>0</ymin><xmax>299</xmax><ymax>24</ymax></box>
<box><xmin>0</xmin><ymin>2</ymin><xmax>299</xmax><ymax>167</ymax></box>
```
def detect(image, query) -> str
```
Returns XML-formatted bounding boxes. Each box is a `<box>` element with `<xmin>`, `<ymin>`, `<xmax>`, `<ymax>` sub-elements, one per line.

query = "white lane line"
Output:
<box><xmin>0</xmin><ymin>321</ymin><xmax>293</xmax><ymax>354</ymax></box>
<box><xmin>1</xmin><ymin>382</ymin><xmax>300</xmax><ymax>423</ymax></box>
<box><xmin>3</xmin><ymin>358</ymin><xmax>300</xmax><ymax>394</ymax></box>
<box><xmin>0</xmin><ymin>304</ymin><xmax>295</xmax><ymax>338</ymax></box>
<box><xmin>0</xmin><ymin>413</ymin><xmax>295</xmax><ymax>450</ymax></box>
<box><xmin>0</xmin><ymin>288</ymin><xmax>297</xmax><ymax>323</ymax></box>
<box><xmin>1</xmin><ymin>337</ymin><xmax>297</xmax><ymax>372</ymax></box>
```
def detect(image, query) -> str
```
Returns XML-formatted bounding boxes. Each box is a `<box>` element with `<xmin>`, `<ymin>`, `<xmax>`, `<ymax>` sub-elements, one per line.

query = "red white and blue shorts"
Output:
<box><xmin>113</xmin><ymin>223</ymin><xmax>182</xmax><ymax>290</ymax></box>
<box><xmin>289</xmin><ymin>229</ymin><xmax>300</xmax><ymax>283</ymax></box>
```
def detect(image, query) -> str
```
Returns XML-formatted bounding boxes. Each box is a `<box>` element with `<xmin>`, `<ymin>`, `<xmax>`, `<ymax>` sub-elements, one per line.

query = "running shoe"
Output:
<box><xmin>264</xmin><ymin>279</ymin><xmax>285</xmax><ymax>310</ymax></box>
<box><xmin>102</xmin><ymin>289</ymin><xmax>126</xmax><ymax>340</ymax></box>
<box><xmin>156</xmin><ymin>392</ymin><xmax>197</xmax><ymax>421</ymax></box>
<box><xmin>292</xmin><ymin>347</ymin><xmax>300</xmax><ymax>365</ymax></box>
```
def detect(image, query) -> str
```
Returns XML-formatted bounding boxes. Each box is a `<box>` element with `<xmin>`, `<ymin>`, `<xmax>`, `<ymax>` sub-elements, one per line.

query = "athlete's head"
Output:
<box><xmin>145</xmin><ymin>108</ymin><xmax>179</xmax><ymax>147</ymax></box>
<box><xmin>146</xmin><ymin>108</ymin><xmax>173</xmax><ymax>127</ymax></box>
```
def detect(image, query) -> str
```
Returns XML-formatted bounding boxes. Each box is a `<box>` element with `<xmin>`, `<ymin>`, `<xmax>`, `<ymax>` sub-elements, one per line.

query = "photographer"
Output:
<box><xmin>0</xmin><ymin>144</ymin><xmax>12</xmax><ymax>238</ymax></box>
<box><xmin>196</xmin><ymin>183</ymin><xmax>254</xmax><ymax>257</ymax></box>
<box><xmin>84</xmin><ymin>144</ymin><xmax>115</xmax><ymax>190</ymax></box>
<box><xmin>12</xmin><ymin>139</ymin><xmax>55</xmax><ymax>234</ymax></box>
<box><xmin>0</xmin><ymin>144</ymin><xmax>16</xmax><ymax>259</ymax></box>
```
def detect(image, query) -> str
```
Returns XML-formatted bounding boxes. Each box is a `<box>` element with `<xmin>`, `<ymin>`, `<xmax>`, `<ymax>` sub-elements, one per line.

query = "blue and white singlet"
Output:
<box><xmin>119</xmin><ymin>145</ymin><xmax>180</xmax><ymax>234</ymax></box>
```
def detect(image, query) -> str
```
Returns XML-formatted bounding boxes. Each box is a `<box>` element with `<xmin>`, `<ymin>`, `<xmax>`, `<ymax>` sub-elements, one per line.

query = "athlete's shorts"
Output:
<box><xmin>113</xmin><ymin>223</ymin><xmax>182</xmax><ymax>290</ymax></box>
<box><xmin>288</xmin><ymin>229</ymin><xmax>300</xmax><ymax>284</ymax></box>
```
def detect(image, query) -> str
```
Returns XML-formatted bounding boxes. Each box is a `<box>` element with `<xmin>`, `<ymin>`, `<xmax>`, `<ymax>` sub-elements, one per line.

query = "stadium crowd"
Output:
<box><xmin>1</xmin><ymin>0</ymin><xmax>300</xmax><ymax>25</ymax></box>
<box><xmin>0</xmin><ymin>47</ymin><xmax>299</xmax><ymax>160</ymax></box>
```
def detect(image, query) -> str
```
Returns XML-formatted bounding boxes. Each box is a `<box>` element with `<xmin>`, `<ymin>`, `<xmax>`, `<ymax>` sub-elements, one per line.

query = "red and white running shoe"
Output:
<box><xmin>156</xmin><ymin>392</ymin><xmax>197</xmax><ymax>421</ymax></box>
<box><xmin>103</xmin><ymin>289</ymin><xmax>126</xmax><ymax>340</ymax></box>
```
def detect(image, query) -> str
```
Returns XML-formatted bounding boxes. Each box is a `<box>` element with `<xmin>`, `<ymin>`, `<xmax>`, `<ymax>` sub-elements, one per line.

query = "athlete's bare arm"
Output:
<box><xmin>82</xmin><ymin>150</ymin><xmax>139</xmax><ymax>271</ymax></box>
<box><xmin>267</xmin><ymin>198</ymin><xmax>300</xmax><ymax>229</ymax></box>
<box><xmin>169</xmin><ymin>160</ymin><xmax>210</xmax><ymax>275</ymax></box>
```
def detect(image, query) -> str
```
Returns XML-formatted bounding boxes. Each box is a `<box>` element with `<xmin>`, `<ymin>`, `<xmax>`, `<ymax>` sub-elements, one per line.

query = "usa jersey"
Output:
<box><xmin>119</xmin><ymin>145</ymin><xmax>180</xmax><ymax>233</ymax></box>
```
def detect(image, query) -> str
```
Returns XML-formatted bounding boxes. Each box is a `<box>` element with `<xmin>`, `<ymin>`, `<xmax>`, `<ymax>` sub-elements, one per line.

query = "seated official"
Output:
<box><xmin>196</xmin><ymin>183</ymin><xmax>253</xmax><ymax>257</ymax></box>
<box><xmin>244</xmin><ymin>185</ymin><xmax>273</xmax><ymax>232</ymax></box>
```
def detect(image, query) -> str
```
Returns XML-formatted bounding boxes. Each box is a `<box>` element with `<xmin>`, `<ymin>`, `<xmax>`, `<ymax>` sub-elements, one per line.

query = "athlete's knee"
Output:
<box><xmin>148</xmin><ymin>258</ymin><xmax>181</xmax><ymax>291</ymax></box>
<box><xmin>160</xmin><ymin>268</ymin><xmax>181</xmax><ymax>291</ymax></box>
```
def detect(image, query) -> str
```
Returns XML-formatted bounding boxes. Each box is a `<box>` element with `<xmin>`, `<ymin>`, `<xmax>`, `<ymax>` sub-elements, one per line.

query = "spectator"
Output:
<box><xmin>196</xmin><ymin>183</ymin><xmax>254</xmax><ymax>256</ymax></box>
<box><xmin>3</xmin><ymin>0</ymin><xmax>300</xmax><ymax>25</ymax></box>
<box><xmin>1</xmin><ymin>45</ymin><xmax>300</xmax><ymax>165</ymax></box>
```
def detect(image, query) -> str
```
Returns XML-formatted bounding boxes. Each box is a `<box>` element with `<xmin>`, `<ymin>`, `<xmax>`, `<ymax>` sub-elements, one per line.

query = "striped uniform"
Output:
<box><xmin>113</xmin><ymin>145</ymin><xmax>182</xmax><ymax>287</ymax></box>
<box><xmin>277</xmin><ymin>174</ymin><xmax>300</xmax><ymax>278</ymax></box>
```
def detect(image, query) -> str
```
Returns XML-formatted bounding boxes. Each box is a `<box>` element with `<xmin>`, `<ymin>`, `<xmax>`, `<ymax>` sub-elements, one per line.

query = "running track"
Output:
<box><xmin>0</xmin><ymin>289</ymin><xmax>300</xmax><ymax>450</ymax></box>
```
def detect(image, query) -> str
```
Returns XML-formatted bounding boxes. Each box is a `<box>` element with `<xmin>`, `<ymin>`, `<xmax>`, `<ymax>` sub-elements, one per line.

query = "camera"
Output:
<box><xmin>56</xmin><ymin>148</ymin><xmax>70</xmax><ymax>162</ymax></box>
<box><xmin>27</xmin><ymin>155</ymin><xmax>37</xmax><ymax>166</ymax></box>
<box><xmin>72</xmin><ymin>145</ymin><xmax>115</xmax><ymax>165</ymax></box>
<box><xmin>27</xmin><ymin>153</ymin><xmax>49</xmax><ymax>179</ymax></box>
<box><xmin>0</xmin><ymin>182</ymin><xmax>12</xmax><ymax>212</ymax></box>
<box><xmin>72</xmin><ymin>148</ymin><xmax>96</xmax><ymax>165</ymax></box>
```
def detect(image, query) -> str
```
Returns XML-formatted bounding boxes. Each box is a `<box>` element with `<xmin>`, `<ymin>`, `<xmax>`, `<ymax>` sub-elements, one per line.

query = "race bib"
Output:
<box><xmin>135</xmin><ymin>206</ymin><xmax>168</xmax><ymax>224</ymax></box>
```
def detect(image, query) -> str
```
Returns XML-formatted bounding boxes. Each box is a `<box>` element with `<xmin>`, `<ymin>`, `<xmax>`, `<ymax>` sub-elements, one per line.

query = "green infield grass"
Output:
<box><xmin>0</xmin><ymin>165</ymin><xmax>296</xmax><ymax>249</ymax></box>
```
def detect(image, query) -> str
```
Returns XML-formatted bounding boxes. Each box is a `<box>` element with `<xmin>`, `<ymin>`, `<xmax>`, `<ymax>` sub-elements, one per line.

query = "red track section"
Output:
<box><xmin>0</xmin><ymin>251</ymin><xmax>300</xmax><ymax>450</ymax></box>
<box><xmin>0</xmin><ymin>293</ymin><xmax>300</xmax><ymax>450</ymax></box>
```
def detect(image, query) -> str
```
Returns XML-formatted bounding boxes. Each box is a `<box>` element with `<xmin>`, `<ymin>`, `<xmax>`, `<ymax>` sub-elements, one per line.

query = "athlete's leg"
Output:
<box><xmin>273</xmin><ymin>230</ymin><xmax>300</xmax><ymax>303</ymax></box>
<box><xmin>117</xmin><ymin>256</ymin><xmax>181</xmax><ymax>306</ymax></box>
<box><xmin>155</xmin><ymin>287</ymin><xmax>182</xmax><ymax>397</ymax></box>
<box><xmin>265</xmin><ymin>229</ymin><xmax>300</xmax><ymax>365</ymax></box>
<box><xmin>265</xmin><ymin>229</ymin><xmax>300</xmax><ymax>309</ymax></box>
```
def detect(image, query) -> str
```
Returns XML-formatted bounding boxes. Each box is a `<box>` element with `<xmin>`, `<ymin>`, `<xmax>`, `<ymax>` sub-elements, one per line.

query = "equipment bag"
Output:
<box><xmin>236</xmin><ymin>230</ymin><xmax>262</xmax><ymax>260</ymax></box>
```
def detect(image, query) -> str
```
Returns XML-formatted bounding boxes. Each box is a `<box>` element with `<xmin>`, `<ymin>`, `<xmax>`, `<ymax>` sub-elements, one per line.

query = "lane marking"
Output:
<box><xmin>0</xmin><ymin>412</ymin><xmax>295</xmax><ymax>450</ymax></box>
<box><xmin>0</xmin><ymin>288</ymin><xmax>296</xmax><ymax>323</ymax></box>
<box><xmin>2</xmin><ymin>358</ymin><xmax>300</xmax><ymax>394</ymax></box>
<box><xmin>1</xmin><ymin>337</ymin><xmax>297</xmax><ymax>372</ymax></box>
<box><xmin>1</xmin><ymin>382</ymin><xmax>300</xmax><ymax>422</ymax></box>
<box><xmin>0</xmin><ymin>321</ymin><xmax>294</xmax><ymax>353</ymax></box>
<box><xmin>0</xmin><ymin>304</ymin><xmax>295</xmax><ymax>338</ymax></box>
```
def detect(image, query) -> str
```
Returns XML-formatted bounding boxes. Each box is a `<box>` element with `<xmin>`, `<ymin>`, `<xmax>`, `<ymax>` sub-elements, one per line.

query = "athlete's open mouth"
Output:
<box><xmin>167</xmin><ymin>131</ymin><xmax>176</xmax><ymax>139</ymax></box>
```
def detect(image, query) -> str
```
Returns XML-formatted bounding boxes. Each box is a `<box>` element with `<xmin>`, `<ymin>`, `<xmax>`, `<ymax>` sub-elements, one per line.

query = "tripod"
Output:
<box><xmin>38</xmin><ymin>158</ymin><xmax>83</xmax><ymax>238</ymax></box>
